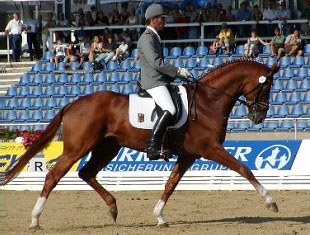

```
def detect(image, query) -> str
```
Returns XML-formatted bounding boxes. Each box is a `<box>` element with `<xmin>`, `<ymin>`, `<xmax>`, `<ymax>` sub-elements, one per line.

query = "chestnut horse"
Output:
<box><xmin>1</xmin><ymin>59</ymin><xmax>279</xmax><ymax>228</ymax></box>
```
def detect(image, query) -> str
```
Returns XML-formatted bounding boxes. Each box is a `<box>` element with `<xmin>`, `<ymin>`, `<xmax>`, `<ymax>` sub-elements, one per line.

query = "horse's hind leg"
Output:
<box><xmin>78</xmin><ymin>138</ymin><xmax>120</xmax><ymax>223</ymax></box>
<box><xmin>154</xmin><ymin>156</ymin><xmax>195</xmax><ymax>226</ymax></box>
<box><xmin>200</xmin><ymin>143</ymin><xmax>278</xmax><ymax>212</ymax></box>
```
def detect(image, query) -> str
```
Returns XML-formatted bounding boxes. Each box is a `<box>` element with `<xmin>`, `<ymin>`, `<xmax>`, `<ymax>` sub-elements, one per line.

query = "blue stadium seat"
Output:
<box><xmin>94</xmin><ymin>72</ymin><xmax>107</xmax><ymax>83</ymax></box>
<box><xmin>42</xmin><ymin>109</ymin><xmax>56</xmax><ymax>122</ymax></box>
<box><xmin>57</xmin><ymin>97</ymin><xmax>70</xmax><ymax>108</ymax></box>
<box><xmin>234</xmin><ymin>122</ymin><xmax>250</xmax><ymax>131</ymax></box>
<box><xmin>31</xmin><ymin>110</ymin><xmax>43</xmax><ymax>121</ymax></box>
<box><xmin>43</xmin><ymin>73</ymin><xmax>56</xmax><ymax>85</ymax></box>
<box><xmin>120</xmin><ymin>60</ymin><xmax>132</xmax><ymax>70</ymax></box>
<box><xmin>288</xmin><ymin>104</ymin><xmax>303</xmax><ymax>117</ymax></box>
<box><xmin>31</xmin><ymin>62</ymin><xmax>43</xmax><ymax>73</ymax></box>
<box><xmin>182</xmin><ymin>46</ymin><xmax>195</xmax><ymax>57</ymax></box>
<box><xmin>248</xmin><ymin>123</ymin><xmax>263</xmax><ymax>131</ymax></box>
<box><xmin>32</xmin><ymin>74</ymin><xmax>43</xmax><ymax>85</ymax></box>
<box><xmin>17</xmin><ymin>110</ymin><xmax>30</xmax><ymax>122</ymax></box>
<box><xmin>272</xmin><ymin>92</ymin><xmax>286</xmax><ymax>104</ymax></box>
<box><xmin>266</xmin><ymin>106</ymin><xmax>275</xmax><ymax>117</ymax></box>
<box><xmin>196</xmin><ymin>46</ymin><xmax>208</xmax><ymax>57</ymax></box>
<box><xmin>17</xmin><ymin>97</ymin><xmax>31</xmax><ymax>109</ymax></box>
<box><xmin>281</xmin><ymin>67</ymin><xmax>294</xmax><ymax>79</ymax></box>
<box><xmin>55</xmin><ymin>73</ymin><xmax>68</xmax><ymax>85</ymax></box>
<box><xmin>295</xmin><ymin>67</ymin><xmax>308</xmax><ymax>78</ymax></box>
<box><xmin>109</xmin><ymin>84</ymin><xmax>120</xmax><ymax>93</ymax></box>
<box><xmin>191</xmin><ymin>68</ymin><xmax>199</xmax><ymax>79</ymax></box>
<box><xmin>287</xmin><ymin>92</ymin><xmax>301</xmax><ymax>104</ymax></box>
<box><xmin>233</xmin><ymin>106</ymin><xmax>246</xmax><ymax>118</ymax></box>
<box><xmin>300</xmin><ymin>92</ymin><xmax>310</xmax><ymax>104</ymax></box>
<box><xmin>106</xmin><ymin>61</ymin><xmax>119</xmax><ymax>71</ymax></box>
<box><xmin>69</xmin><ymin>73</ymin><xmax>81</xmax><ymax>84</ymax></box>
<box><xmin>44</xmin><ymin>62</ymin><xmax>56</xmax><ymax>73</ymax></box>
<box><xmin>304</xmin><ymin>44</ymin><xmax>310</xmax><ymax>54</ymax></box>
<box><xmin>213</xmin><ymin>57</ymin><xmax>223</xmax><ymax>66</ymax></box>
<box><xmin>278</xmin><ymin>121</ymin><xmax>293</xmax><ymax>131</ymax></box>
<box><xmin>4</xmin><ymin>86</ymin><xmax>17</xmax><ymax>98</ymax></box>
<box><xmin>304</xmin><ymin>106</ymin><xmax>310</xmax><ymax>118</ymax></box>
<box><xmin>169</xmin><ymin>47</ymin><xmax>182</xmax><ymax>58</ymax></box>
<box><xmin>130</xmin><ymin>48</ymin><xmax>138</xmax><ymax>58</ymax></box>
<box><xmin>122</xmin><ymin>84</ymin><xmax>134</xmax><ymax>95</ymax></box>
<box><xmin>185</xmin><ymin>58</ymin><xmax>197</xmax><ymax>69</ymax></box>
<box><xmin>83</xmin><ymin>73</ymin><xmax>94</xmax><ymax>84</ymax></box>
<box><xmin>173</xmin><ymin>59</ymin><xmax>184</xmax><ymax>67</ymax></box>
<box><xmin>42</xmin><ymin>86</ymin><xmax>55</xmax><ymax>97</ymax></box>
<box><xmin>163</xmin><ymin>47</ymin><xmax>169</xmax><ymax>57</ymax></box>
<box><xmin>273</xmin><ymin>105</ymin><xmax>289</xmax><ymax>118</ymax></box>
<box><xmin>296</xmin><ymin>120</ymin><xmax>308</xmax><ymax>130</ymax></box>
<box><xmin>197</xmin><ymin>57</ymin><xmax>210</xmax><ymax>68</ymax></box>
<box><xmin>108</xmin><ymin>72</ymin><xmax>120</xmax><ymax>83</ymax></box>
<box><xmin>17</xmin><ymin>74</ymin><xmax>30</xmax><ymax>86</ymax></box>
<box><xmin>234</xmin><ymin>45</ymin><xmax>244</xmax><ymax>55</ymax></box>
<box><xmin>271</xmin><ymin>79</ymin><xmax>284</xmax><ymax>91</ymax></box>
<box><xmin>5</xmin><ymin>97</ymin><xmax>19</xmax><ymax>110</ymax></box>
<box><xmin>226</xmin><ymin>122</ymin><xmax>235</xmax><ymax>131</ymax></box>
<box><xmin>283</xmin><ymin>80</ymin><xmax>297</xmax><ymax>92</ymax></box>
<box><xmin>45</xmin><ymin>97</ymin><xmax>57</xmax><ymax>108</ymax></box>
<box><xmin>33</xmin><ymin>124</ymin><xmax>44</xmax><ymax>131</ymax></box>
<box><xmin>263</xmin><ymin>122</ymin><xmax>278</xmax><ymax>131</ymax></box>
<box><xmin>97</xmin><ymin>84</ymin><xmax>107</xmax><ymax>91</ymax></box>
<box><xmin>29</xmin><ymin>86</ymin><xmax>43</xmax><ymax>98</ymax></box>
<box><xmin>68</xmin><ymin>85</ymin><xmax>81</xmax><ymax>96</ymax></box>
<box><xmin>55</xmin><ymin>86</ymin><xmax>68</xmax><ymax>97</ymax></box>
<box><xmin>122</xmin><ymin>72</ymin><xmax>133</xmax><ymax>83</ymax></box>
<box><xmin>298</xmin><ymin>79</ymin><xmax>309</xmax><ymax>92</ymax></box>
<box><xmin>43</xmin><ymin>51</ymin><xmax>54</xmax><ymax>61</ymax></box>
<box><xmin>82</xmin><ymin>61</ymin><xmax>93</xmax><ymax>72</ymax></box>
<box><xmin>83</xmin><ymin>85</ymin><xmax>94</xmax><ymax>95</ymax></box>
<box><xmin>266</xmin><ymin>57</ymin><xmax>277</xmax><ymax>68</ymax></box>
<box><xmin>290</xmin><ymin>56</ymin><xmax>305</xmax><ymax>68</ymax></box>
<box><xmin>32</xmin><ymin>98</ymin><xmax>44</xmax><ymax>109</ymax></box>
<box><xmin>131</xmin><ymin>61</ymin><xmax>141</xmax><ymax>70</ymax></box>
<box><xmin>262</xmin><ymin>45</ymin><xmax>271</xmax><ymax>55</ymax></box>
<box><xmin>6</xmin><ymin>110</ymin><xmax>18</xmax><ymax>122</ymax></box>
<box><xmin>57</xmin><ymin>62</ymin><xmax>66</xmax><ymax>71</ymax></box>
<box><xmin>16</xmin><ymin>86</ymin><xmax>30</xmax><ymax>98</ymax></box>
<box><xmin>279</xmin><ymin>56</ymin><xmax>291</xmax><ymax>68</ymax></box>
<box><xmin>70</xmin><ymin>61</ymin><xmax>80</xmax><ymax>70</ymax></box>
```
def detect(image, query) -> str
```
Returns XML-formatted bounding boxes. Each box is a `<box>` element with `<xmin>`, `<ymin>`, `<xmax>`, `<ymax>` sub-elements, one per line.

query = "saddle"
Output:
<box><xmin>137</xmin><ymin>84</ymin><xmax>182</xmax><ymax>124</ymax></box>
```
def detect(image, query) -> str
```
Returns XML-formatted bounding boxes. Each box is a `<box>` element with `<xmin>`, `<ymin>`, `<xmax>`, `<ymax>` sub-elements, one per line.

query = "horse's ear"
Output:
<box><xmin>269</xmin><ymin>63</ymin><xmax>279</xmax><ymax>76</ymax></box>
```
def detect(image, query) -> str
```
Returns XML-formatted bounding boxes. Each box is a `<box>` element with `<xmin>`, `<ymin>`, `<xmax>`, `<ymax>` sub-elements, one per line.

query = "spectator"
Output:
<box><xmin>90</xmin><ymin>5</ymin><xmax>97</xmax><ymax>21</ymax></box>
<box><xmin>77</xmin><ymin>36</ymin><xmax>90</xmax><ymax>69</ymax></box>
<box><xmin>111</xmin><ymin>38</ymin><xmax>129</xmax><ymax>62</ymax></box>
<box><xmin>284</xmin><ymin>28</ymin><xmax>303</xmax><ymax>57</ymax></box>
<box><xmin>197</xmin><ymin>9</ymin><xmax>208</xmax><ymax>23</ymax></box>
<box><xmin>5</xmin><ymin>12</ymin><xmax>25</xmax><ymax>62</ymax></box>
<box><xmin>270</xmin><ymin>27</ymin><xmax>286</xmax><ymax>60</ymax></box>
<box><xmin>41</xmin><ymin>12</ymin><xmax>55</xmax><ymax>59</ymax></box>
<box><xmin>25</xmin><ymin>10</ymin><xmax>40</xmax><ymax>61</ymax></box>
<box><xmin>50</xmin><ymin>39</ymin><xmax>66</xmax><ymax>66</ymax></box>
<box><xmin>55</xmin><ymin>13</ymin><xmax>70</xmax><ymax>42</ymax></box>
<box><xmin>64</xmin><ymin>41</ymin><xmax>78</xmax><ymax>65</ymax></box>
<box><xmin>126</xmin><ymin>9</ymin><xmax>138</xmax><ymax>41</ymax></box>
<box><xmin>96</xmin><ymin>34</ymin><xmax>116</xmax><ymax>68</ymax></box>
<box><xmin>176</xmin><ymin>10</ymin><xmax>190</xmax><ymax>40</ymax></box>
<box><xmin>235</xmin><ymin>1</ymin><xmax>251</xmax><ymax>37</ymax></box>
<box><xmin>74</xmin><ymin>8</ymin><xmax>84</xmax><ymax>26</ymax></box>
<box><xmin>37</xmin><ymin>15</ymin><xmax>43</xmax><ymax>56</ymax></box>
<box><xmin>225</xmin><ymin>5</ymin><xmax>236</xmax><ymax>21</ymax></box>
<box><xmin>243</xmin><ymin>29</ymin><xmax>269</xmax><ymax>58</ymax></box>
<box><xmin>251</xmin><ymin>5</ymin><xmax>263</xmax><ymax>35</ymax></box>
<box><xmin>263</xmin><ymin>0</ymin><xmax>278</xmax><ymax>36</ymax></box>
<box><xmin>210</xmin><ymin>36</ymin><xmax>221</xmax><ymax>54</ymax></box>
<box><xmin>277</xmin><ymin>3</ymin><xmax>291</xmax><ymax>36</ymax></box>
<box><xmin>89</xmin><ymin>35</ymin><xmax>103</xmax><ymax>63</ymax></box>
<box><xmin>120</xmin><ymin>3</ymin><xmax>130</xmax><ymax>23</ymax></box>
<box><xmin>85</xmin><ymin>11</ymin><xmax>95</xmax><ymax>26</ymax></box>
<box><xmin>218</xmin><ymin>23</ymin><xmax>235</xmax><ymax>54</ymax></box>
<box><xmin>187</xmin><ymin>4</ymin><xmax>199</xmax><ymax>40</ymax></box>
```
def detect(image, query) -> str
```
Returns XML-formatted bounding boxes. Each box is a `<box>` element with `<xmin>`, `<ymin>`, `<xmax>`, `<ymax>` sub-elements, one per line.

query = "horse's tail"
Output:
<box><xmin>0</xmin><ymin>103</ymin><xmax>71</xmax><ymax>186</ymax></box>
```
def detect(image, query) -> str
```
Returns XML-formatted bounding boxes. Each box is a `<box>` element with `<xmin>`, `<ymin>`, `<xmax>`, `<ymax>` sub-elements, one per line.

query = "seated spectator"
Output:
<box><xmin>111</xmin><ymin>38</ymin><xmax>129</xmax><ymax>62</ymax></box>
<box><xmin>235</xmin><ymin>1</ymin><xmax>251</xmax><ymax>37</ymax></box>
<box><xmin>263</xmin><ymin>0</ymin><xmax>278</xmax><ymax>36</ymax></box>
<box><xmin>55</xmin><ymin>13</ymin><xmax>70</xmax><ymax>42</ymax></box>
<box><xmin>64</xmin><ymin>41</ymin><xmax>78</xmax><ymax>65</ymax></box>
<box><xmin>85</xmin><ymin>11</ymin><xmax>95</xmax><ymax>26</ymax></box>
<box><xmin>243</xmin><ymin>30</ymin><xmax>269</xmax><ymax>58</ymax></box>
<box><xmin>277</xmin><ymin>3</ymin><xmax>291</xmax><ymax>35</ymax></box>
<box><xmin>95</xmin><ymin>10</ymin><xmax>109</xmax><ymax>26</ymax></box>
<box><xmin>270</xmin><ymin>27</ymin><xmax>286</xmax><ymax>60</ymax></box>
<box><xmin>218</xmin><ymin>23</ymin><xmax>235</xmax><ymax>54</ymax></box>
<box><xmin>95</xmin><ymin>34</ymin><xmax>116</xmax><ymax>68</ymax></box>
<box><xmin>210</xmin><ymin>36</ymin><xmax>221</xmax><ymax>54</ymax></box>
<box><xmin>89</xmin><ymin>35</ymin><xmax>103</xmax><ymax>63</ymax></box>
<box><xmin>284</xmin><ymin>28</ymin><xmax>303</xmax><ymax>57</ymax></box>
<box><xmin>176</xmin><ymin>10</ymin><xmax>190</xmax><ymax>39</ymax></box>
<box><xmin>251</xmin><ymin>5</ymin><xmax>263</xmax><ymax>22</ymax></box>
<box><xmin>77</xmin><ymin>36</ymin><xmax>91</xmax><ymax>69</ymax></box>
<box><xmin>225</xmin><ymin>5</ymin><xmax>235</xmax><ymax>21</ymax></box>
<box><xmin>50</xmin><ymin>39</ymin><xmax>66</xmax><ymax>66</ymax></box>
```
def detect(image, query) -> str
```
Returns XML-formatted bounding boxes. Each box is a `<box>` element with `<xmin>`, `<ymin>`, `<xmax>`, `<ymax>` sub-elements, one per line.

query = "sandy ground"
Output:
<box><xmin>0</xmin><ymin>190</ymin><xmax>309</xmax><ymax>235</ymax></box>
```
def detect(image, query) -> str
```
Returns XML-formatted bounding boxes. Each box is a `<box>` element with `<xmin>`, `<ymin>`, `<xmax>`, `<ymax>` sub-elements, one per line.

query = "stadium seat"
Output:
<box><xmin>83</xmin><ymin>73</ymin><xmax>94</xmax><ymax>84</ymax></box>
<box><xmin>298</xmin><ymin>79</ymin><xmax>309</xmax><ymax>92</ymax></box>
<box><xmin>281</xmin><ymin>67</ymin><xmax>294</xmax><ymax>79</ymax></box>
<box><xmin>197</xmin><ymin>57</ymin><xmax>210</xmax><ymax>69</ymax></box>
<box><xmin>44</xmin><ymin>62</ymin><xmax>56</xmax><ymax>73</ymax></box>
<box><xmin>234</xmin><ymin>45</ymin><xmax>244</xmax><ymax>55</ymax></box>
<box><xmin>43</xmin><ymin>51</ymin><xmax>54</xmax><ymax>61</ymax></box>
<box><xmin>185</xmin><ymin>58</ymin><xmax>197</xmax><ymax>69</ymax></box>
<box><xmin>300</xmin><ymin>92</ymin><xmax>310</xmax><ymax>104</ymax></box>
<box><xmin>283</xmin><ymin>80</ymin><xmax>298</xmax><ymax>92</ymax></box>
<box><xmin>290</xmin><ymin>56</ymin><xmax>305</xmax><ymax>68</ymax></box>
<box><xmin>266</xmin><ymin>57</ymin><xmax>277</xmax><ymax>68</ymax></box>
<box><xmin>234</xmin><ymin>122</ymin><xmax>250</xmax><ymax>131</ymax></box>
<box><xmin>42</xmin><ymin>109</ymin><xmax>56</xmax><ymax>122</ymax></box>
<box><xmin>55</xmin><ymin>86</ymin><xmax>68</xmax><ymax>97</ymax></box>
<box><xmin>248</xmin><ymin>123</ymin><xmax>263</xmax><ymax>131</ymax></box>
<box><xmin>31</xmin><ymin>62</ymin><xmax>43</xmax><ymax>73</ymax></box>
<box><xmin>42</xmin><ymin>86</ymin><xmax>55</xmax><ymax>97</ymax></box>
<box><xmin>55</xmin><ymin>73</ymin><xmax>69</xmax><ymax>85</ymax></box>
<box><xmin>108</xmin><ymin>72</ymin><xmax>120</xmax><ymax>83</ymax></box>
<box><xmin>278</xmin><ymin>121</ymin><xmax>293</xmax><ymax>131</ymax></box>
<box><xmin>122</xmin><ymin>72</ymin><xmax>133</xmax><ymax>83</ymax></box>
<box><xmin>57</xmin><ymin>62</ymin><xmax>66</xmax><ymax>71</ymax></box>
<box><xmin>173</xmin><ymin>58</ymin><xmax>184</xmax><ymax>67</ymax></box>
<box><xmin>68</xmin><ymin>85</ymin><xmax>81</xmax><ymax>96</ymax></box>
<box><xmin>226</xmin><ymin>122</ymin><xmax>235</xmax><ymax>131</ymax></box>
<box><xmin>196</xmin><ymin>46</ymin><xmax>208</xmax><ymax>57</ymax></box>
<box><xmin>266</xmin><ymin>106</ymin><xmax>275</xmax><ymax>117</ymax></box>
<box><xmin>279</xmin><ymin>56</ymin><xmax>291</xmax><ymax>68</ymax></box>
<box><xmin>33</xmin><ymin>124</ymin><xmax>44</xmax><ymax>131</ymax></box>
<box><xmin>233</xmin><ymin>106</ymin><xmax>246</xmax><ymax>118</ymax></box>
<box><xmin>4</xmin><ymin>86</ymin><xmax>17</xmax><ymax>98</ymax></box>
<box><xmin>45</xmin><ymin>97</ymin><xmax>57</xmax><ymax>108</ymax></box>
<box><xmin>131</xmin><ymin>61</ymin><xmax>141</xmax><ymax>70</ymax></box>
<box><xmin>169</xmin><ymin>47</ymin><xmax>182</xmax><ymax>58</ymax></box>
<box><xmin>83</xmin><ymin>85</ymin><xmax>94</xmax><ymax>95</ymax></box>
<box><xmin>43</xmin><ymin>73</ymin><xmax>56</xmax><ymax>85</ymax></box>
<box><xmin>288</xmin><ymin>104</ymin><xmax>303</xmax><ymax>117</ymax></box>
<box><xmin>70</xmin><ymin>61</ymin><xmax>80</xmax><ymax>70</ymax></box>
<box><xmin>120</xmin><ymin>60</ymin><xmax>132</xmax><ymax>70</ymax></box>
<box><xmin>6</xmin><ymin>110</ymin><xmax>18</xmax><ymax>122</ymax></box>
<box><xmin>18</xmin><ymin>97</ymin><xmax>31</xmax><ymax>109</ymax></box>
<box><xmin>122</xmin><ymin>84</ymin><xmax>134</xmax><ymax>95</ymax></box>
<box><xmin>30</xmin><ymin>110</ymin><xmax>43</xmax><ymax>121</ymax></box>
<box><xmin>304</xmin><ymin>106</ymin><xmax>310</xmax><ymax>118</ymax></box>
<box><xmin>295</xmin><ymin>67</ymin><xmax>308</xmax><ymax>78</ymax></box>
<box><xmin>271</xmin><ymin>79</ymin><xmax>284</xmax><ymax>91</ymax></box>
<box><xmin>191</xmin><ymin>68</ymin><xmax>199</xmax><ymax>79</ymax></box>
<box><xmin>163</xmin><ymin>47</ymin><xmax>169</xmax><ymax>57</ymax></box>
<box><xmin>287</xmin><ymin>92</ymin><xmax>301</xmax><ymax>104</ymax></box>
<box><xmin>5</xmin><ymin>97</ymin><xmax>19</xmax><ymax>110</ymax></box>
<box><xmin>94</xmin><ymin>72</ymin><xmax>107</xmax><ymax>84</ymax></box>
<box><xmin>130</xmin><ymin>48</ymin><xmax>138</xmax><ymax>58</ymax></box>
<box><xmin>32</xmin><ymin>98</ymin><xmax>44</xmax><ymax>109</ymax></box>
<box><xmin>97</xmin><ymin>84</ymin><xmax>107</xmax><ymax>91</ymax></box>
<box><xmin>106</xmin><ymin>61</ymin><xmax>119</xmax><ymax>71</ymax></box>
<box><xmin>69</xmin><ymin>73</ymin><xmax>81</xmax><ymax>84</ymax></box>
<box><xmin>17</xmin><ymin>74</ymin><xmax>30</xmax><ymax>86</ymax></box>
<box><xmin>213</xmin><ymin>57</ymin><xmax>223</xmax><ymax>66</ymax></box>
<box><xmin>273</xmin><ymin>105</ymin><xmax>289</xmax><ymax>118</ymax></box>
<box><xmin>17</xmin><ymin>110</ymin><xmax>30</xmax><ymax>122</ymax></box>
<box><xmin>109</xmin><ymin>84</ymin><xmax>120</xmax><ymax>93</ymax></box>
<box><xmin>16</xmin><ymin>86</ymin><xmax>30</xmax><ymax>98</ymax></box>
<box><xmin>182</xmin><ymin>46</ymin><xmax>195</xmax><ymax>57</ymax></box>
<box><xmin>82</xmin><ymin>61</ymin><xmax>93</xmax><ymax>72</ymax></box>
<box><xmin>296</xmin><ymin>120</ymin><xmax>308</xmax><ymax>130</ymax></box>
<box><xmin>31</xmin><ymin>74</ymin><xmax>43</xmax><ymax>85</ymax></box>
<box><xmin>304</xmin><ymin>44</ymin><xmax>310</xmax><ymax>54</ymax></box>
<box><xmin>57</xmin><ymin>97</ymin><xmax>70</xmax><ymax>108</ymax></box>
<box><xmin>261</xmin><ymin>45</ymin><xmax>271</xmax><ymax>55</ymax></box>
<box><xmin>29</xmin><ymin>86</ymin><xmax>43</xmax><ymax>98</ymax></box>
<box><xmin>272</xmin><ymin>92</ymin><xmax>286</xmax><ymax>104</ymax></box>
<box><xmin>263</xmin><ymin>121</ymin><xmax>278</xmax><ymax>131</ymax></box>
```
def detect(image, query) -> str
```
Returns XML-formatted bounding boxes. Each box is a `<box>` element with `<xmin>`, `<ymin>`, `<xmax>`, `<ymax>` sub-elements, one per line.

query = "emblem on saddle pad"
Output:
<box><xmin>137</xmin><ymin>113</ymin><xmax>145</xmax><ymax>123</ymax></box>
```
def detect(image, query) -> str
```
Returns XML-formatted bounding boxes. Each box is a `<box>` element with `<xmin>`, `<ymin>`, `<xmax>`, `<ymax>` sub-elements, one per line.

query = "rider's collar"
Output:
<box><xmin>147</xmin><ymin>26</ymin><xmax>161</xmax><ymax>43</ymax></box>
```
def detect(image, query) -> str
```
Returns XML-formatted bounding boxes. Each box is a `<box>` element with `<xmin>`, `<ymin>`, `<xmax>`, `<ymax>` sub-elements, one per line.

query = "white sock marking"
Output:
<box><xmin>30</xmin><ymin>197</ymin><xmax>46</xmax><ymax>227</ymax></box>
<box><xmin>153</xmin><ymin>200</ymin><xmax>166</xmax><ymax>225</ymax></box>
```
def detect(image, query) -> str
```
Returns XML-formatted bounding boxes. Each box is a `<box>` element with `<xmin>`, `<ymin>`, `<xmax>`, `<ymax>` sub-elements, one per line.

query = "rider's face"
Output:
<box><xmin>151</xmin><ymin>16</ymin><xmax>166</xmax><ymax>31</ymax></box>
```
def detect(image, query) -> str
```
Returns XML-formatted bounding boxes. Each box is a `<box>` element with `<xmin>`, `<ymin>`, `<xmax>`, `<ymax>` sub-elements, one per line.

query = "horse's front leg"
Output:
<box><xmin>154</xmin><ymin>156</ymin><xmax>195</xmax><ymax>226</ymax></box>
<box><xmin>199</xmin><ymin>143</ymin><xmax>278</xmax><ymax>212</ymax></box>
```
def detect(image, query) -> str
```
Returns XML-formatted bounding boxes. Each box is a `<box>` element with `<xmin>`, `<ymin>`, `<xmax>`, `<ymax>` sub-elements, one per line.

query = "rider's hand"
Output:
<box><xmin>177</xmin><ymin>67</ymin><xmax>191</xmax><ymax>79</ymax></box>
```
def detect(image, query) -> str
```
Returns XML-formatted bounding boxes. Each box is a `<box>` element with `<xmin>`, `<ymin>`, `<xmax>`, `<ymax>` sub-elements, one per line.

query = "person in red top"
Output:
<box><xmin>176</xmin><ymin>10</ymin><xmax>190</xmax><ymax>39</ymax></box>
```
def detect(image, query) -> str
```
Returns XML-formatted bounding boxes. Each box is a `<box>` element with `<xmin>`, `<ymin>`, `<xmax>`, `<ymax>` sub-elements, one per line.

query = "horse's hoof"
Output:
<box><xmin>266</xmin><ymin>202</ymin><xmax>279</xmax><ymax>212</ymax></box>
<box><xmin>157</xmin><ymin>223</ymin><xmax>169</xmax><ymax>228</ymax></box>
<box><xmin>109</xmin><ymin>206</ymin><xmax>118</xmax><ymax>222</ymax></box>
<box><xmin>28</xmin><ymin>225</ymin><xmax>42</xmax><ymax>230</ymax></box>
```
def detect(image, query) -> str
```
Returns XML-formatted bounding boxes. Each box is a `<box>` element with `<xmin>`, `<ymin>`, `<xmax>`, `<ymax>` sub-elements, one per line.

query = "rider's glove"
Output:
<box><xmin>177</xmin><ymin>67</ymin><xmax>191</xmax><ymax>79</ymax></box>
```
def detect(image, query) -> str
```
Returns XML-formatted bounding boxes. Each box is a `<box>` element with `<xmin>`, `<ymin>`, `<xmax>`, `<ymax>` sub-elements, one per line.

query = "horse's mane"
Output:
<box><xmin>198</xmin><ymin>58</ymin><xmax>266</xmax><ymax>82</ymax></box>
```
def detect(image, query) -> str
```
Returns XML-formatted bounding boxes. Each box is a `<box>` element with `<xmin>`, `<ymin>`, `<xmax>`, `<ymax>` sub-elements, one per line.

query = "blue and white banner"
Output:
<box><xmin>76</xmin><ymin>140</ymin><xmax>302</xmax><ymax>172</ymax></box>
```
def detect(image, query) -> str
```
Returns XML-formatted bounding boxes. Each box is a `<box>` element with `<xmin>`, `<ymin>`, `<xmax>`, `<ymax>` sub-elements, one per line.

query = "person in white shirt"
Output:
<box><xmin>262</xmin><ymin>1</ymin><xmax>278</xmax><ymax>36</ymax></box>
<box><xmin>111</xmin><ymin>38</ymin><xmax>129</xmax><ymax>61</ymax></box>
<box><xmin>5</xmin><ymin>12</ymin><xmax>25</xmax><ymax>62</ymax></box>
<box><xmin>50</xmin><ymin>39</ymin><xmax>66</xmax><ymax>66</ymax></box>
<box><xmin>24</xmin><ymin>11</ymin><xmax>40</xmax><ymax>61</ymax></box>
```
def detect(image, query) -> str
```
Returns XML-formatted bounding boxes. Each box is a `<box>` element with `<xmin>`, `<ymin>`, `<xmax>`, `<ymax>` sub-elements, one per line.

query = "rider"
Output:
<box><xmin>137</xmin><ymin>4</ymin><xmax>191</xmax><ymax>160</ymax></box>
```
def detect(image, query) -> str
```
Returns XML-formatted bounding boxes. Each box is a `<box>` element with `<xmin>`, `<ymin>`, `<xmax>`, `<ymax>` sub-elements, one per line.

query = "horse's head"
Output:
<box><xmin>243</xmin><ymin>63</ymin><xmax>279</xmax><ymax>124</ymax></box>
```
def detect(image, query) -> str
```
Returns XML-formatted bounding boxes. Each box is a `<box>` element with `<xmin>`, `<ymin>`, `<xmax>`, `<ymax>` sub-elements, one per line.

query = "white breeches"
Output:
<box><xmin>147</xmin><ymin>86</ymin><xmax>176</xmax><ymax>116</ymax></box>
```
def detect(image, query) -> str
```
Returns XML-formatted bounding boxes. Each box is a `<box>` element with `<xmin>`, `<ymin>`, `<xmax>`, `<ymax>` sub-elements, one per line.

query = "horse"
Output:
<box><xmin>0</xmin><ymin>59</ymin><xmax>279</xmax><ymax>228</ymax></box>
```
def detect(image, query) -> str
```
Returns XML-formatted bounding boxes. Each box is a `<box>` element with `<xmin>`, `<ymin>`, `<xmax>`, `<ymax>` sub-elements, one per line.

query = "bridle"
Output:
<box><xmin>187</xmin><ymin>72</ymin><xmax>273</xmax><ymax>121</ymax></box>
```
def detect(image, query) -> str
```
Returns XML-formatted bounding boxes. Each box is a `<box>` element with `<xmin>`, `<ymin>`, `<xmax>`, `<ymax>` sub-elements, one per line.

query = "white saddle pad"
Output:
<box><xmin>129</xmin><ymin>85</ymin><xmax>188</xmax><ymax>129</ymax></box>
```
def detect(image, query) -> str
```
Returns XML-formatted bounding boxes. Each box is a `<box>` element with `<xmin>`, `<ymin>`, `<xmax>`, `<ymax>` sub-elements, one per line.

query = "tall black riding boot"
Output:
<box><xmin>146</xmin><ymin>111</ymin><xmax>173</xmax><ymax>160</ymax></box>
